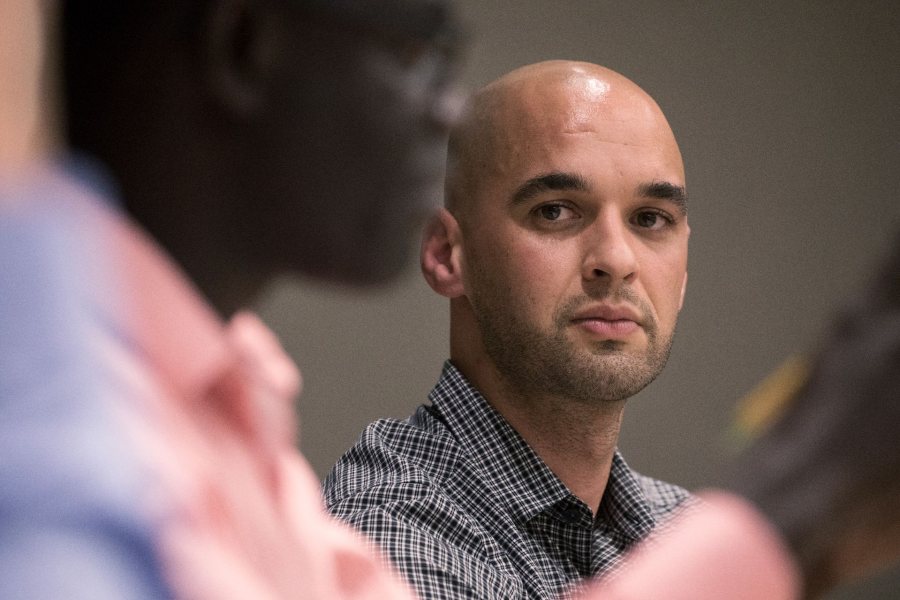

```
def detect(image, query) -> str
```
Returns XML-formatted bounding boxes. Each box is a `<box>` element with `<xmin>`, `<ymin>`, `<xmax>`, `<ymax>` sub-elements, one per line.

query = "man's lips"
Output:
<box><xmin>572</xmin><ymin>318</ymin><xmax>640</xmax><ymax>337</ymax></box>
<box><xmin>570</xmin><ymin>305</ymin><xmax>643</xmax><ymax>338</ymax></box>
<box><xmin>571</xmin><ymin>304</ymin><xmax>643</xmax><ymax>323</ymax></box>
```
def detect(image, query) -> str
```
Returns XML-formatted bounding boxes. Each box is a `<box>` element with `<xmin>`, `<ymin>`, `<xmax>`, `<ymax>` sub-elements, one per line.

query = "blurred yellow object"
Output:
<box><xmin>731</xmin><ymin>354</ymin><xmax>811</xmax><ymax>443</ymax></box>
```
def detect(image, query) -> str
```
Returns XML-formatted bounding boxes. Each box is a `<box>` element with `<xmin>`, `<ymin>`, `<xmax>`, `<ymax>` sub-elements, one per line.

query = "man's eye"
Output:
<box><xmin>536</xmin><ymin>204</ymin><xmax>574</xmax><ymax>221</ymax></box>
<box><xmin>633</xmin><ymin>209</ymin><xmax>673</xmax><ymax>230</ymax></box>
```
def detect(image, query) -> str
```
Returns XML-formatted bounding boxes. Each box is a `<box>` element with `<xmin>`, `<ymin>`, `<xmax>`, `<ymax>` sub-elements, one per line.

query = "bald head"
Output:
<box><xmin>422</xmin><ymin>60</ymin><xmax>691</xmax><ymax>424</ymax></box>
<box><xmin>445</xmin><ymin>60</ymin><xmax>683</xmax><ymax>221</ymax></box>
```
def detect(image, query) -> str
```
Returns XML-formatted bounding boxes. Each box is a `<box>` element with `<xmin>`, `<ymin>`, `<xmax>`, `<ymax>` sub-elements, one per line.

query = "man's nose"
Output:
<box><xmin>581</xmin><ymin>213</ymin><xmax>638</xmax><ymax>284</ymax></box>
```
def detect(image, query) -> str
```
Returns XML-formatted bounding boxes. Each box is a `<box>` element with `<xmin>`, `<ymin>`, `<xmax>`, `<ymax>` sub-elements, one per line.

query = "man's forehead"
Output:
<box><xmin>491</xmin><ymin>69</ymin><xmax>666</xmax><ymax>138</ymax></box>
<box><xmin>477</xmin><ymin>101</ymin><xmax>678</xmax><ymax>178</ymax></box>
<box><xmin>448</xmin><ymin>61</ymin><xmax>684</xmax><ymax>211</ymax></box>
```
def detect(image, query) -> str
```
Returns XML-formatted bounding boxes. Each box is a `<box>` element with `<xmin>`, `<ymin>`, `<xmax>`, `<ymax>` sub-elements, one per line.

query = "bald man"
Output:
<box><xmin>324</xmin><ymin>60</ymin><xmax>694</xmax><ymax>599</ymax></box>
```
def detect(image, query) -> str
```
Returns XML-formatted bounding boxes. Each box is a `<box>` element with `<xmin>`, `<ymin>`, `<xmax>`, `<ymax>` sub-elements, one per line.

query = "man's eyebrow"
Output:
<box><xmin>511</xmin><ymin>172</ymin><xmax>590</xmax><ymax>205</ymax></box>
<box><xmin>638</xmin><ymin>181</ymin><xmax>688</xmax><ymax>214</ymax></box>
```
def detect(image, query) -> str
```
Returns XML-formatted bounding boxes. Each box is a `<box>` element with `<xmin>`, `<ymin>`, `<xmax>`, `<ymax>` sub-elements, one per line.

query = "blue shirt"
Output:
<box><xmin>0</xmin><ymin>166</ymin><xmax>172</xmax><ymax>599</ymax></box>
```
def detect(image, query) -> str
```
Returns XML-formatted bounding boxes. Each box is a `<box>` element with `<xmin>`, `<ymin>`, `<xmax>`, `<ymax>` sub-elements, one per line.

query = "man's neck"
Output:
<box><xmin>492</xmin><ymin>380</ymin><xmax>625</xmax><ymax>515</ymax></box>
<box><xmin>449</xmin><ymin>302</ymin><xmax>628</xmax><ymax>513</ymax></box>
<box><xmin>453</xmin><ymin>350</ymin><xmax>625</xmax><ymax>515</ymax></box>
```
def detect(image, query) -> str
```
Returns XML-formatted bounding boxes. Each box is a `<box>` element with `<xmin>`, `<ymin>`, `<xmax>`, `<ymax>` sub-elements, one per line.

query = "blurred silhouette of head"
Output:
<box><xmin>63</xmin><ymin>0</ymin><xmax>465</xmax><ymax>313</ymax></box>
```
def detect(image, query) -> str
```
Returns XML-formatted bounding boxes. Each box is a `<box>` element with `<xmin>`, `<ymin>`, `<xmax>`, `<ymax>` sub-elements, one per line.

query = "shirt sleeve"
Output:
<box><xmin>578</xmin><ymin>491</ymin><xmax>801</xmax><ymax>600</ymax></box>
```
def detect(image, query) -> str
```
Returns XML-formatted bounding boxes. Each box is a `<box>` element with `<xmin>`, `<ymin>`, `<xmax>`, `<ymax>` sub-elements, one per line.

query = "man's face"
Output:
<box><xmin>249</xmin><ymin>0</ymin><xmax>463</xmax><ymax>285</ymax></box>
<box><xmin>457</xmin><ymin>67</ymin><xmax>689</xmax><ymax>403</ymax></box>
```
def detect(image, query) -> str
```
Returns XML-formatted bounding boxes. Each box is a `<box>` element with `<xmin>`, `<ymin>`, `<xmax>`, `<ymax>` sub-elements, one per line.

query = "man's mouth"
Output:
<box><xmin>569</xmin><ymin>304</ymin><xmax>643</xmax><ymax>339</ymax></box>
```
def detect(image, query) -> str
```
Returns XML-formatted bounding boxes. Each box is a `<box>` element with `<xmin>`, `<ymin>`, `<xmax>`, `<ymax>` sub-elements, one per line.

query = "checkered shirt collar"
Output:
<box><xmin>428</xmin><ymin>361</ymin><xmax>659</xmax><ymax>541</ymax></box>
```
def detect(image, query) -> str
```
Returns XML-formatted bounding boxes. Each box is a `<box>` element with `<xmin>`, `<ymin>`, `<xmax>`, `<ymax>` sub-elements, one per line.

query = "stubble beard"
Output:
<box><xmin>471</xmin><ymin>289</ymin><xmax>676</xmax><ymax>405</ymax></box>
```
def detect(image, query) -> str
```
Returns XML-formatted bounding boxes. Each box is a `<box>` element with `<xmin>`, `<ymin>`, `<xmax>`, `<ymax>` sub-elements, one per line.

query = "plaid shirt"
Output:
<box><xmin>324</xmin><ymin>362</ymin><xmax>691</xmax><ymax>599</ymax></box>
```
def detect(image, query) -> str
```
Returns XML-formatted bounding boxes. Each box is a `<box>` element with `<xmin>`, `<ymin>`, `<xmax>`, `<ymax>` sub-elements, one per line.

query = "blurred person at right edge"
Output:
<box><xmin>581</xmin><ymin>229</ymin><xmax>900</xmax><ymax>599</ymax></box>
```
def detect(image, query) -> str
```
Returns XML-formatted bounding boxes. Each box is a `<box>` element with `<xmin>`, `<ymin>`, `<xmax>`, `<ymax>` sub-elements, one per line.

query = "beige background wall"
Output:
<box><xmin>258</xmin><ymin>1</ymin><xmax>899</xmax><ymax>597</ymax></box>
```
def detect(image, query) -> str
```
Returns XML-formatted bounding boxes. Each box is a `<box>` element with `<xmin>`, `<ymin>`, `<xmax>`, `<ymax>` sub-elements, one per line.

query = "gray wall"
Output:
<box><xmin>258</xmin><ymin>1</ymin><xmax>900</xmax><ymax>597</ymax></box>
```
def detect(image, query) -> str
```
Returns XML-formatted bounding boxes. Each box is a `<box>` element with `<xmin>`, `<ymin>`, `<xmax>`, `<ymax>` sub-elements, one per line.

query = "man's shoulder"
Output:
<box><xmin>323</xmin><ymin>405</ymin><xmax>462</xmax><ymax>504</ymax></box>
<box><xmin>322</xmin><ymin>407</ymin><xmax>526</xmax><ymax>599</ymax></box>
<box><xmin>632</xmin><ymin>470</ymin><xmax>694</xmax><ymax>518</ymax></box>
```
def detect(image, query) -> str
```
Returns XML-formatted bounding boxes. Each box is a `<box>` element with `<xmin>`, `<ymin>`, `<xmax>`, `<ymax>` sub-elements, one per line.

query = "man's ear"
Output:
<box><xmin>421</xmin><ymin>207</ymin><xmax>465</xmax><ymax>298</ymax></box>
<box><xmin>679</xmin><ymin>221</ymin><xmax>690</xmax><ymax>311</ymax></box>
<box><xmin>202</xmin><ymin>0</ymin><xmax>278</xmax><ymax>116</ymax></box>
